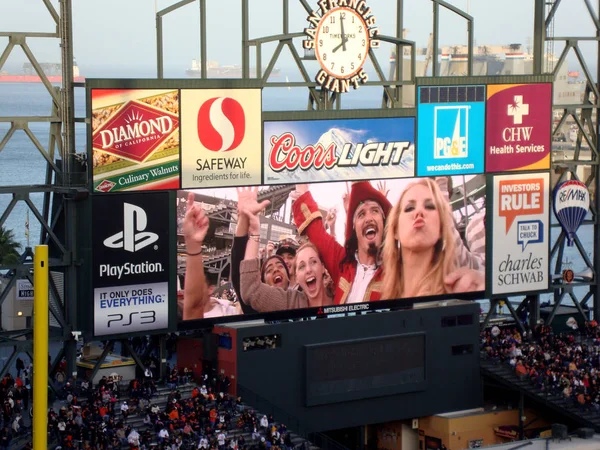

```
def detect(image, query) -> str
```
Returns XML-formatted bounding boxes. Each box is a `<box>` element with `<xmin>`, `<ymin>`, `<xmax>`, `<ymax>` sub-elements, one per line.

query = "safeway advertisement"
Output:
<box><xmin>486</xmin><ymin>83</ymin><xmax>552</xmax><ymax>172</ymax></box>
<box><xmin>492</xmin><ymin>172</ymin><xmax>549</xmax><ymax>295</ymax></box>
<box><xmin>263</xmin><ymin>117</ymin><xmax>415</xmax><ymax>184</ymax></box>
<box><xmin>180</xmin><ymin>89</ymin><xmax>262</xmax><ymax>188</ymax></box>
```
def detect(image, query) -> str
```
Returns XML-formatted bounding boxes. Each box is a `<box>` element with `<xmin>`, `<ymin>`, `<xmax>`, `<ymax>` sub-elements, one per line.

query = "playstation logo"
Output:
<box><xmin>104</xmin><ymin>203</ymin><xmax>159</xmax><ymax>253</ymax></box>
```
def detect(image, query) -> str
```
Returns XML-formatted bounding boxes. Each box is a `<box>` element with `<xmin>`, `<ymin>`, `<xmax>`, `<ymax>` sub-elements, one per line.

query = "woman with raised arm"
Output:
<box><xmin>182</xmin><ymin>192</ymin><xmax>241</xmax><ymax>320</ymax></box>
<box><xmin>237</xmin><ymin>188</ymin><xmax>332</xmax><ymax>312</ymax></box>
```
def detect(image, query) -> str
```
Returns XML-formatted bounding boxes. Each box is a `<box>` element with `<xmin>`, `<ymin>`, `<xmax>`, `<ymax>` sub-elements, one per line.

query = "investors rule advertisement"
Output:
<box><xmin>92</xmin><ymin>192</ymin><xmax>170</xmax><ymax>336</ymax></box>
<box><xmin>91</xmin><ymin>89</ymin><xmax>180</xmax><ymax>193</ymax></box>
<box><xmin>263</xmin><ymin>117</ymin><xmax>415</xmax><ymax>184</ymax></box>
<box><xmin>486</xmin><ymin>83</ymin><xmax>552</xmax><ymax>172</ymax></box>
<box><xmin>180</xmin><ymin>89</ymin><xmax>262</xmax><ymax>189</ymax></box>
<box><xmin>416</xmin><ymin>85</ymin><xmax>485</xmax><ymax>176</ymax></box>
<box><xmin>492</xmin><ymin>172</ymin><xmax>549</xmax><ymax>295</ymax></box>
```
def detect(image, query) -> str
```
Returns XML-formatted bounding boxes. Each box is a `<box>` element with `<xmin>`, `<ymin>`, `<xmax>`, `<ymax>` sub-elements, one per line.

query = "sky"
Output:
<box><xmin>0</xmin><ymin>0</ymin><xmax>597</xmax><ymax>79</ymax></box>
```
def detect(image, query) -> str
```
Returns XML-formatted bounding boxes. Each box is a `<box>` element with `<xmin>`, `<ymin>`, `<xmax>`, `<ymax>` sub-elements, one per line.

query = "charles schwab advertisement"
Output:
<box><xmin>492</xmin><ymin>172</ymin><xmax>549</xmax><ymax>295</ymax></box>
<box><xmin>92</xmin><ymin>192</ymin><xmax>170</xmax><ymax>336</ymax></box>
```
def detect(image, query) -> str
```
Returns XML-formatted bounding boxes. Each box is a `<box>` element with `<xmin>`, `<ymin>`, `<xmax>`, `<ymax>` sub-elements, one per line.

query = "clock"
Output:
<box><xmin>303</xmin><ymin>2</ymin><xmax>379</xmax><ymax>92</ymax></box>
<box><xmin>315</xmin><ymin>7</ymin><xmax>369</xmax><ymax>80</ymax></box>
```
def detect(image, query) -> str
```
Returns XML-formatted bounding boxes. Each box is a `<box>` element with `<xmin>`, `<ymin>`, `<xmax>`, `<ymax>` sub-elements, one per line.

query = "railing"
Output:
<box><xmin>237</xmin><ymin>384</ymin><xmax>354</xmax><ymax>450</ymax></box>
<box><xmin>237</xmin><ymin>383</ymin><xmax>308</xmax><ymax>437</ymax></box>
<box><xmin>309</xmin><ymin>431</ymin><xmax>356</xmax><ymax>450</ymax></box>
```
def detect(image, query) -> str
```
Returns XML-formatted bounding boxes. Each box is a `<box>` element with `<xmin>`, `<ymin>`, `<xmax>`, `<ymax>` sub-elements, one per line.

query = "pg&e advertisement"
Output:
<box><xmin>492</xmin><ymin>172</ymin><xmax>550</xmax><ymax>295</ymax></box>
<box><xmin>416</xmin><ymin>85</ymin><xmax>485</xmax><ymax>177</ymax></box>
<box><xmin>92</xmin><ymin>192</ymin><xmax>170</xmax><ymax>336</ymax></box>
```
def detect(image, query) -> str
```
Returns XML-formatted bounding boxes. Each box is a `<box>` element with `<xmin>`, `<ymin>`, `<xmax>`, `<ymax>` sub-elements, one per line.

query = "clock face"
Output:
<box><xmin>315</xmin><ymin>7</ymin><xmax>370</xmax><ymax>80</ymax></box>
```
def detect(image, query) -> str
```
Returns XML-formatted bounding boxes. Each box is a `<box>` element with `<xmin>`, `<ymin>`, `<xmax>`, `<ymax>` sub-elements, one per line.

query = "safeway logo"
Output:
<box><xmin>197</xmin><ymin>97</ymin><xmax>246</xmax><ymax>152</ymax></box>
<box><xmin>104</xmin><ymin>203</ymin><xmax>159</xmax><ymax>253</ymax></box>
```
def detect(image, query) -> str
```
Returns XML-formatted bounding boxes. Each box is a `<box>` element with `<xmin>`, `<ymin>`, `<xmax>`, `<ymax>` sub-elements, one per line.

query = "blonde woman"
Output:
<box><xmin>382</xmin><ymin>178</ymin><xmax>484</xmax><ymax>300</ymax></box>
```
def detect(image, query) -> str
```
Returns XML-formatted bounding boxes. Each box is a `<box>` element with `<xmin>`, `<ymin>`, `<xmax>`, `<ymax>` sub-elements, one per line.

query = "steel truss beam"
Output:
<box><xmin>0</xmin><ymin>0</ymin><xmax>80</xmax><ymax>378</ymax></box>
<box><xmin>481</xmin><ymin>0</ymin><xmax>600</xmax><ymax>329</ymax></box>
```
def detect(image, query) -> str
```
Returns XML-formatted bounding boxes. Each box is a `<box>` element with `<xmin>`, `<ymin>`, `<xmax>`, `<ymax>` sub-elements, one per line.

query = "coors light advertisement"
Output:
<box><xmin>91</xmin><ymin>89</ymin><xmax>181</xmax><ymax>193</ymax></box>
<box><xmin>263</xmin><ymin>117</ymin><xmax>415</xmax><ymax>184</ymax></box>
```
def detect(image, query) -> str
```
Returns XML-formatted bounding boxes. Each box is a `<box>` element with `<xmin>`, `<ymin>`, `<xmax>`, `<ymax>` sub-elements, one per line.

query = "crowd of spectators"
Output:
<box><xmin>0</xmin><ymin>360</ymin><xmax>299</xmax><ymax>450</ymax></box>
<box><xmin>481</xmin><ymin>321</ymin><xmax>600</xmax><ymax>412</ymax></box>
<box><xmin>0</xmin><ymin>357</ymin><xmax>32</xmax><ymax>449</ymax></box>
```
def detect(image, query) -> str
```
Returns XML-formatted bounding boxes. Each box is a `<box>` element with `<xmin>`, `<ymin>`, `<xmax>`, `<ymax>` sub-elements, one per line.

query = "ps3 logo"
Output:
<box><xmin>197</xmin><ymin>97</ymin><xmax>246</xmax><ymax>152</ymax></box>
<box><xmin>104</xmin><ymin>202</ymin><xmax>158</xmax><ymax>253</ymax></box>
<box><xmin>106</xmin><ymin>310</ymin><xmax>156</xmax><ymax>328</ymax></box>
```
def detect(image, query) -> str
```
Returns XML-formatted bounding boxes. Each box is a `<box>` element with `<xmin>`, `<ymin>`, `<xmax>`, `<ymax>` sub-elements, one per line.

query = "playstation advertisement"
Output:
<box><xmin>91</xmin><ymin>192</ymin><xmax>170</xmax><ymax>336</ymax></box>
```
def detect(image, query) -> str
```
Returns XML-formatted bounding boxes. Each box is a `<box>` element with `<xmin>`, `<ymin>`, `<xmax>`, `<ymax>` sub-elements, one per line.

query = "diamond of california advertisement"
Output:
<box><xmin>91</xmin><ymin>89</ymin><xmax>180</xmax><ymax>193</ymax></box>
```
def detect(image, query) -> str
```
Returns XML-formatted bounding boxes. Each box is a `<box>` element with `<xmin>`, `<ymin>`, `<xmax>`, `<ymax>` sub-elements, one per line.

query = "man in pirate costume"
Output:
<box><xmin>291</xmin><ymin>182</ymin><xmax>392</xmax><ymax>305</ymax></box>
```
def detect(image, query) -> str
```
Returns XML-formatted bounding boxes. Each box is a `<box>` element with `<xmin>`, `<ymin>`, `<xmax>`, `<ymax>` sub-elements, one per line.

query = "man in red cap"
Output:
<box><xmin>291</xmin><ymin>182</ymin><xmax>391</xmax><ymax>305</ymax></box>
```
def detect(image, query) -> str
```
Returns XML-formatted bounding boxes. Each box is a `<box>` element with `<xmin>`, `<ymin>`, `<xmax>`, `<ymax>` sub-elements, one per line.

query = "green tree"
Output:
<box><xmin>0</xmin><ymin>226</ymin><xmax>21</xmax><ymax>265</ymax></box>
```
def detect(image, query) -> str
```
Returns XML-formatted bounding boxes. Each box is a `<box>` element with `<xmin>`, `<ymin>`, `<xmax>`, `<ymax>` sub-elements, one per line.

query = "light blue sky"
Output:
<box><xmin>0</xmin><ymin>0</ymin><xmax>595</xmax><ymax>78</ymax></box>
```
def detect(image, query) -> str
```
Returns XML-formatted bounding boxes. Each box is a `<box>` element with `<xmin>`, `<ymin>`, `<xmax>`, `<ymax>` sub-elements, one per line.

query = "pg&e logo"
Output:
<box><xmin>197</xmin><ymin>97</ymin><xmax>246</xmax><ymax>152</ymax></box>
<box><xmin>104</xmin><ymin>202</ymin><xmax>158</xmax><ymax>253</ymax></box>
<box><xmin>433</xmin><ymin>105</ymin><xmax>469</xmax><ymax>159</ymax></box>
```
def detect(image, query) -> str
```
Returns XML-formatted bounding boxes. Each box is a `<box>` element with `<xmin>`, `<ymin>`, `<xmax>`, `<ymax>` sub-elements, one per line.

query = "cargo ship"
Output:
<box><xmin>185</xmin><ymin>59</ymin><xmax>281</xmax><ymax>78</ymax></box>
<box><xmin>0</xmin><ymin>60</ymin><xmax>85</xmax><ymax>83</ymax></box>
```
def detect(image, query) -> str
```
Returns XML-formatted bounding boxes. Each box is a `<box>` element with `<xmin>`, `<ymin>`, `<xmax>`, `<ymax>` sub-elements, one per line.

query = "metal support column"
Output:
<box><xmin>528</xmin><ymin>294</ymin><xmax>540</xmax><ymax>332</ymax></box>
<box><xmin>432</xmin><ymin>1</ymin><xmax>439</xmax><ymax>77</ymax></box>
<box><xmin>518</xmin><ymin>392</ymin><xmax>525</xmax><ymax>440</ymax></box>
<box><xmin>59</xmin><ymin>0</ymin><xmax>78</xmax><ymax>379</ymax></box>
<box><xmin>200</xmin><ymin>0</ymin><xmax>207</xmax><ymax>79</ymax></box>
<box><xmin>533</xmin><ymin>0</ymin><xmax>545</xmax><ymax>75</ymax></box>
<box><xmin>160</xmin><ymin>335</ymin><xmax>167</xmax><ymax>380</ymax></box>
<box><xmin>242</xmin><ymin>0</ymin><xmax>249</xmax><ymax>79</ymax></box>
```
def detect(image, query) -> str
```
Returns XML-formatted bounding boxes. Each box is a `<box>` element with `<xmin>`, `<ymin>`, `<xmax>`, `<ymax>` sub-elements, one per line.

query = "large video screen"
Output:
<box><xmin>177</xmin><ymin>175</ymin><xmax>486</xmax><ymax>323</ymax></box>
<box><xmin>86</xmin><ymin>81</ymin><xmax>553</xmax><ymax>337</ymax></box>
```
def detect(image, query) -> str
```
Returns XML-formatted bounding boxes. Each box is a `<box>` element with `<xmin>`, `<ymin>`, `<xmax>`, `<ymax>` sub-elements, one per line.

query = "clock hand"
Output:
<box><xmin>340</xmin><ymin>15</ymin><xmax>347</xmax><ymax>51</ymax></box>
<box><xmin>332</xmin><ymin>40</ymin><xmax>344</xmax><ymax>53</ymax></box>
<box><xmin>333</xmin><ymin>16</ymin><xmax>348</xmax><ymax>53</ymax></box>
